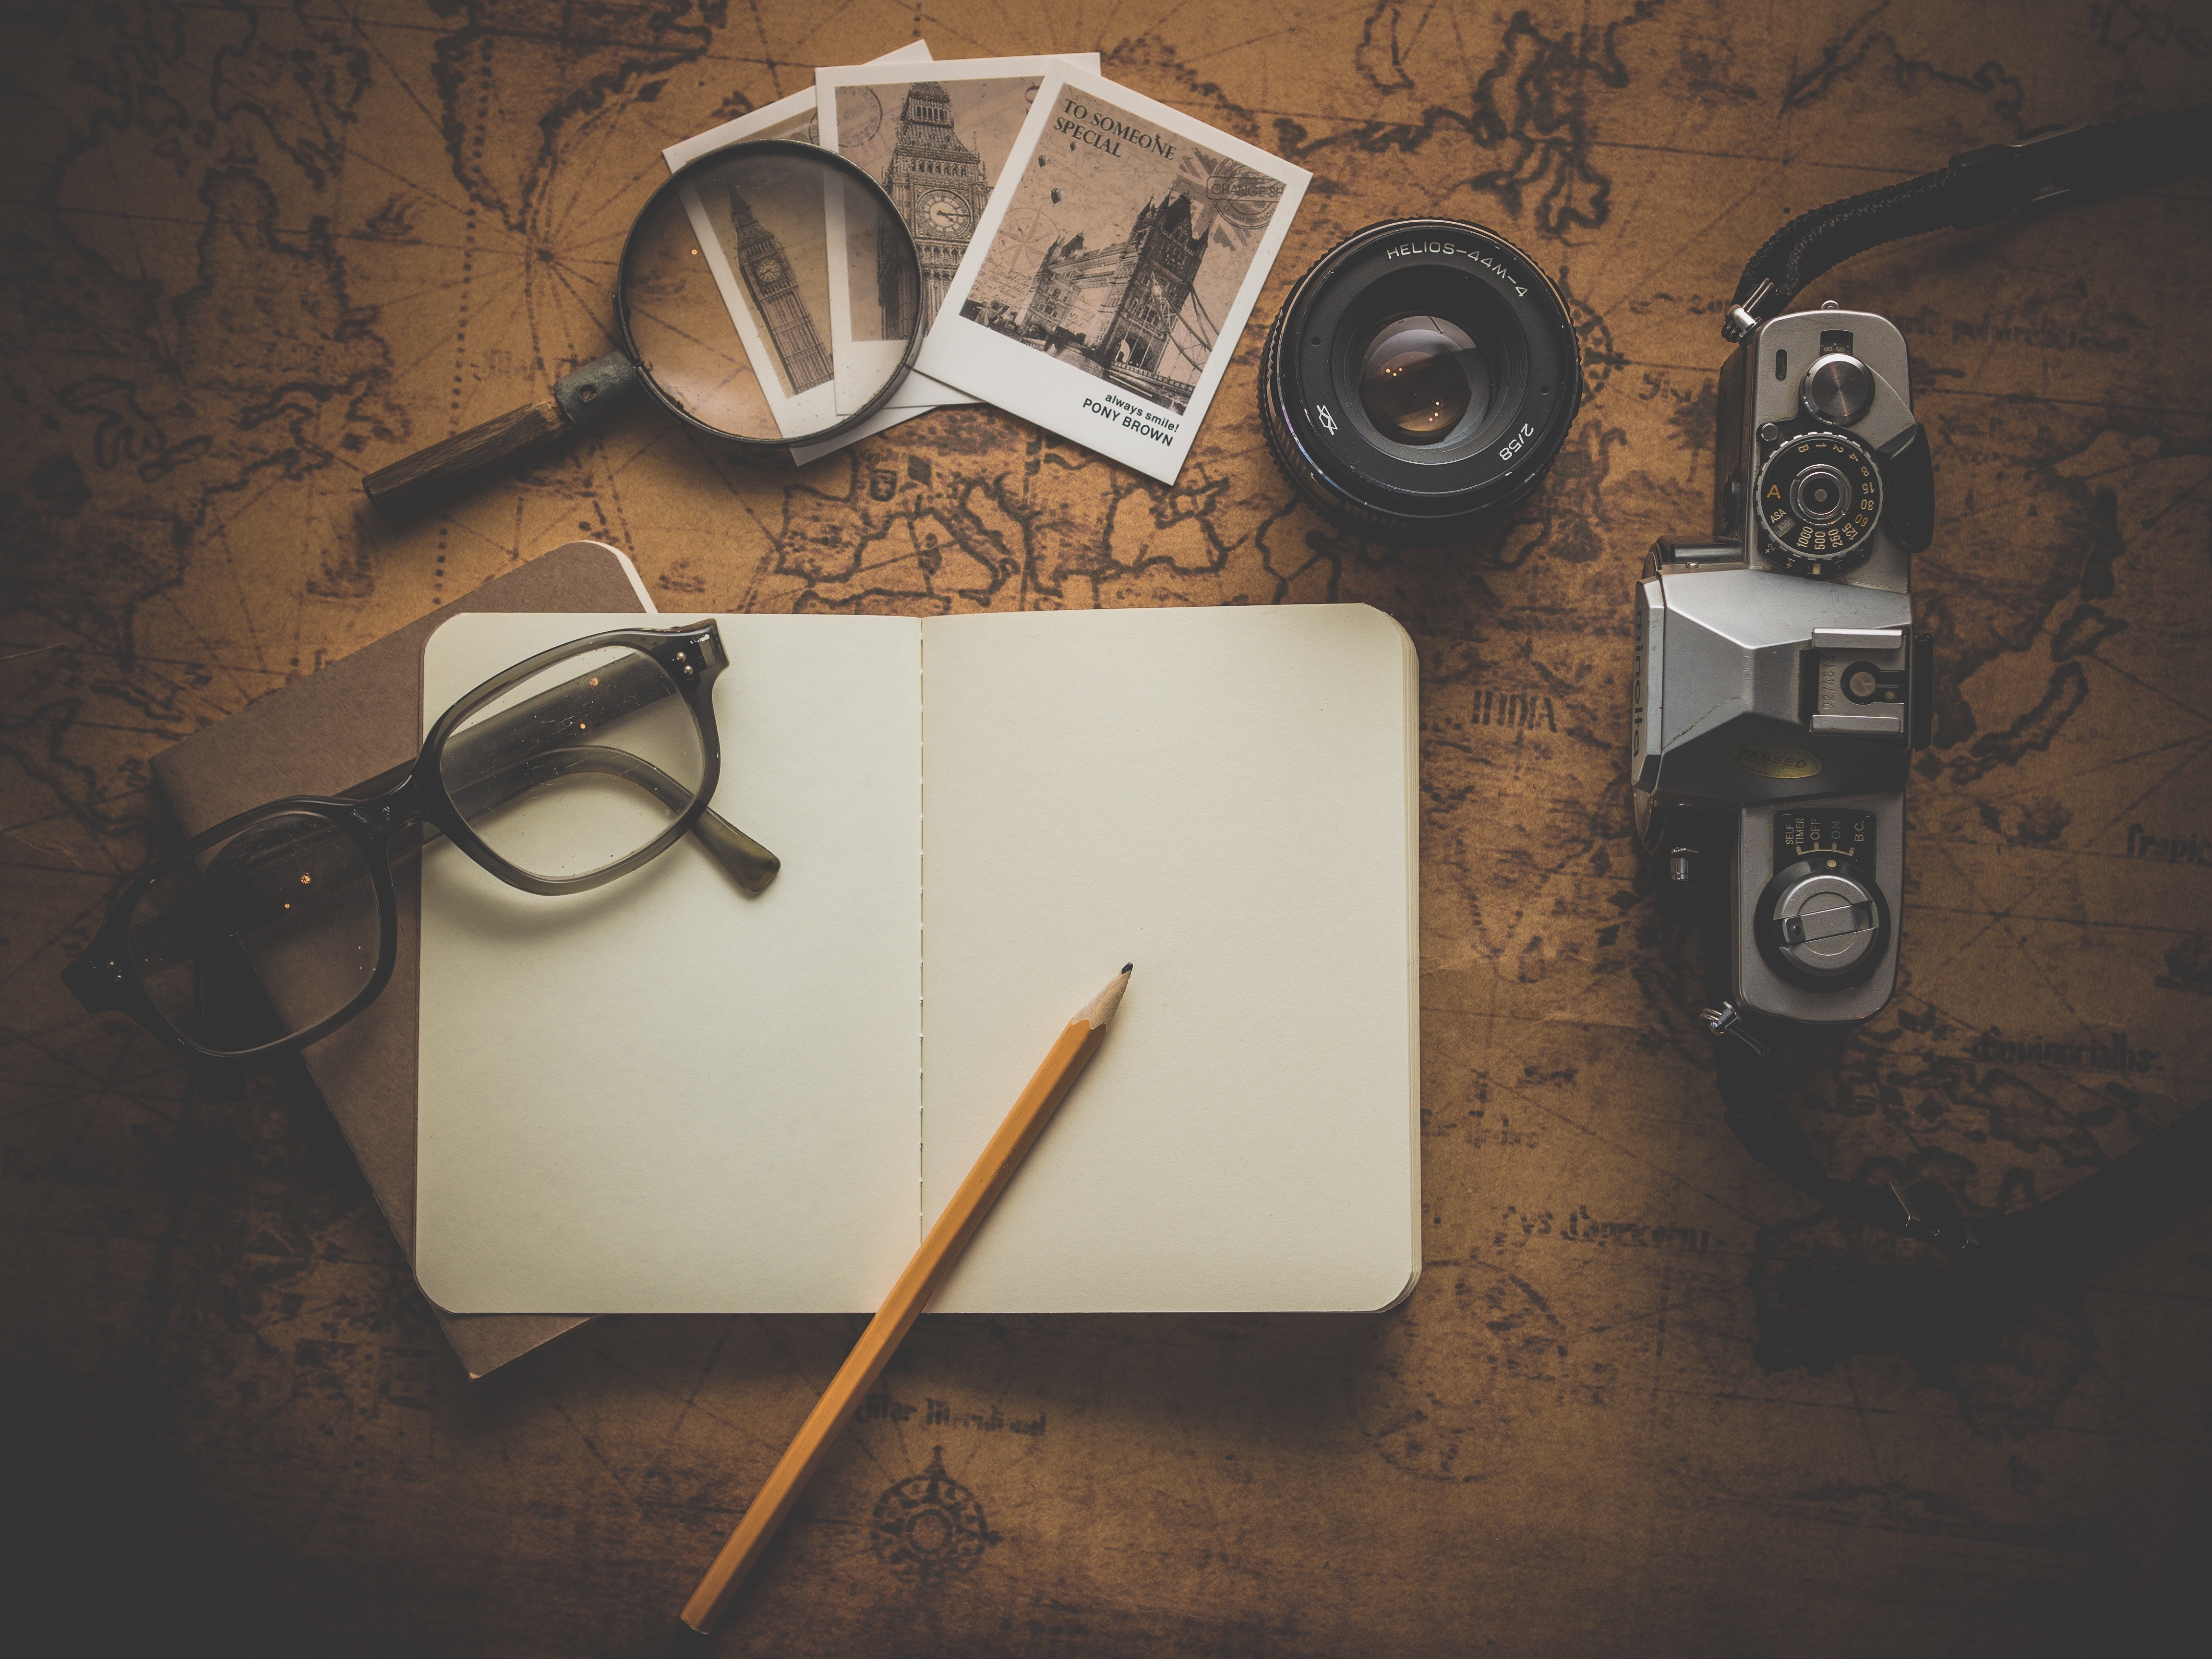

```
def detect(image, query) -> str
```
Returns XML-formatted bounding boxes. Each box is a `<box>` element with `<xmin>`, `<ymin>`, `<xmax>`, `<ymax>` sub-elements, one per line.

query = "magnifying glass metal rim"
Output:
<box><xmin>618</xmin><ymin>137</ymin><xmax>927</xmax><ymax>456</ymax></box>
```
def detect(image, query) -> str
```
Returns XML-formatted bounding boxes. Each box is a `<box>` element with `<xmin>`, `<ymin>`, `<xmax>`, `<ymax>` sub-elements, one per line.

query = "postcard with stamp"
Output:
<box><xmin>918</xmin><ymin>66</ymin><xmax>1309</xmax><ymax>485</ymax></box>
<box><xmin>661</xmin><ymin>42</ymin><xmax>933</xmax><ymax>446</ymax></box>
<box><xmin>817</xmin><ymin>55</ymin><xmax>1097</xmax><ymax>415</ymax></box>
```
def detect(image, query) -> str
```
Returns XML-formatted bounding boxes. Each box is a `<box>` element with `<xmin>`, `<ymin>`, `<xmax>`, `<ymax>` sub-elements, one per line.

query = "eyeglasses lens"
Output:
<box><xmin>127</xmin><ymin>811</ymin><xmax>382</xmax><ymax>1053</ymax></box>
<box><xmin>439</xmin><ymin>645</ymin><xmax>707</xmax><ymax>882</ymax></box>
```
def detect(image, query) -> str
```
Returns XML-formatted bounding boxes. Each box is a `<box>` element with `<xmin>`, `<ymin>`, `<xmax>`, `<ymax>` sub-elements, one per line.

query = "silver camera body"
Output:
<box><xmin>1632</xmin><ymin>306</ymin><xmax>1935</xmax><ymax>1026</ymax></box>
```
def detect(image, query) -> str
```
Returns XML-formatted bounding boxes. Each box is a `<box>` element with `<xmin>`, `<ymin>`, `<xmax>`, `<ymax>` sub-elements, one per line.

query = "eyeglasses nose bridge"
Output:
<box><xmin>339</xmin><ymin>774</ymin><xmax>427</xmax><ymax>844</ymax></box>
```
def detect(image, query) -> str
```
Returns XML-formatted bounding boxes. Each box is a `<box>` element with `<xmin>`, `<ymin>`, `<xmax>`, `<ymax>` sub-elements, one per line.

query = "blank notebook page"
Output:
<box><xmin>415</xmin><ymin>613</ymin><xmax>924</xmax><ymax>1313</ymax></box>
<box><xmin>919</xmin><ymin>605</ymin><xmax>1419</xmax><ymax>1311</ymax></box>
<box><xmin>414</xmin><ymin>606</ymin><xmax>1417</xmax><ymax>1314</ymax></box>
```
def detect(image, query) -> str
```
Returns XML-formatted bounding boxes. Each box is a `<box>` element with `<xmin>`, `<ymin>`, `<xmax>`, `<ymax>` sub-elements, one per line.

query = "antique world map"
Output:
<box><xmin>3</xmin><ymin>2</ymin><xmax>2208</xmax><ymax>1654</ymax></box>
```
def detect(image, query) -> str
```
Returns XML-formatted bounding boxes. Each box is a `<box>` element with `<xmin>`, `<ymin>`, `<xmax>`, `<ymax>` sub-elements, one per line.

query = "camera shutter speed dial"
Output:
<box><xmin>1755</xmin><ymin>430</ymin><xmax>1884</xmax><ymax>573</ymax></box>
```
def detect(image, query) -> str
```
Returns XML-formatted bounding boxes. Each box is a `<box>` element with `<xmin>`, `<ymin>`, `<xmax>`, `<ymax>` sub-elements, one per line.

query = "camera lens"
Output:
<box><xmin>1260</xmin><ymin>218</ymin><xmax>1581</xmax><ymax>544</ymax></box>
<box><xmin>1358</xmin><ymin>315</ymin><xmax>1490</xmax><ymax>443</ymax></box>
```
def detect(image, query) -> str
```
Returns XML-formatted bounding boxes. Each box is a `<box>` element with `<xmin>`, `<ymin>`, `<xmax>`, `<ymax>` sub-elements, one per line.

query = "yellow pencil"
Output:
<box><xmin>678</xmin><ymin>964</ymin><xmax>1134</xmax><ymax>1636</ymax></box>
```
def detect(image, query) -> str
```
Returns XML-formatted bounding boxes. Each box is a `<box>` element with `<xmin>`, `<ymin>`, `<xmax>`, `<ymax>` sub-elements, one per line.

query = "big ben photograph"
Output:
<box><xmin>874</xmin><ymin>81</ymin><xmax>986</xmax><ymax>331</ymax></box>
<box><xmin>724</xmin><ymin>180</ymin><xmax>833</xmax><ymax>395</ymax></box>
<box><xmin>677</xmin><ymin>136</ymin><xmax>847</xmax><ymax>433</ymax></box>
<box><xmin>819</xmin><ymin>54</ymin><xmax>1098</xmax><ymax>387</ymax></box>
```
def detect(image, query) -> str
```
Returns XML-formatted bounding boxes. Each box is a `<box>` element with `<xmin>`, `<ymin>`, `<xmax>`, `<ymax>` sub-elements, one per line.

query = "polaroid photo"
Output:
<box><xmin>918</xmin><ymin>67</ymin><xmax>1310</xmax><ymax>485</ymax></box>
<box><xmin>659</xmin><ymin>41</ymin><xmax>942</xmax><ymax>450</ymax></box>
<box><xmin>817</xmin><ymin>53</ymin><xmax>1099</xmax><ymax>414</ymax></box>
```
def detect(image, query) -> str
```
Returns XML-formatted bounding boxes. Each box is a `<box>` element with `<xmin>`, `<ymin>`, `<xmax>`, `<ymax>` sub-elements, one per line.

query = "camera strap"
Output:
<box><xmin>1721</xmin><ymin>103</ymin><xmax>2212</xmax><ymax>340</ymax></box>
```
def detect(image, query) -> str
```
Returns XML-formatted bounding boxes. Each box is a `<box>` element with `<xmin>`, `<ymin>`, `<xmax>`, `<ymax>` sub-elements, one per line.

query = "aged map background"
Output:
<box><xmin>3</xmin><ymin>1</ymin><xmax>2208</xmax><ymax>1654</ymax></box>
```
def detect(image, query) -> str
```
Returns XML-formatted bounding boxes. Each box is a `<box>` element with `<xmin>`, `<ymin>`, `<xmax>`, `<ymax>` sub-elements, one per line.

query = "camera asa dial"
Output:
<box><xmin>1722</xmin><ymin>308</ymin><xmax>1934</xmax><ymax>580</ymax></box>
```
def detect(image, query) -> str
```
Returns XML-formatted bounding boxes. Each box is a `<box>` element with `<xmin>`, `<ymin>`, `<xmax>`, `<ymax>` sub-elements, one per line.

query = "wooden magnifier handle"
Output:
<box><xmin>362</xmin><ymin>353</ymin><xmax>640</xmax><ymax>518</ymax></box>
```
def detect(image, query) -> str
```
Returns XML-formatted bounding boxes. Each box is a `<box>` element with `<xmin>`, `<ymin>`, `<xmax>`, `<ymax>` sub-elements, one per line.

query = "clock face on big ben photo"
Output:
<box><xmin>751</xmin><ymin>252</ymin><xmax>788</xmax><ymax>288</ymax></box>
<box><xmin>917</xmin><ymin>189</ymin><xmax>973</xmax><ymax>238</ymax></box>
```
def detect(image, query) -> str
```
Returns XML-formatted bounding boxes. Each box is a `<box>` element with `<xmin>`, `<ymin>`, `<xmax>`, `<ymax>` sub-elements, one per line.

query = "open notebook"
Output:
<box><xmin>416</xmin><ymin>605</ymin><xmax>1419</xmax><ymax>1314</ymax></box>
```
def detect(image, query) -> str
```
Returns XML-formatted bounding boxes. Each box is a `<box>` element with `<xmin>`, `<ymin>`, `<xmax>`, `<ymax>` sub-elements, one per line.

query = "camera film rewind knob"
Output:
<box><xmin>1755</xmin><ymin>858</ymin><xmax>1891</xmax><ymax>990</ymax></box>
<box><xmin>1800</xmin><ymin>352</ymin><xmax>1875</xmax><ymax>426</ymax></box>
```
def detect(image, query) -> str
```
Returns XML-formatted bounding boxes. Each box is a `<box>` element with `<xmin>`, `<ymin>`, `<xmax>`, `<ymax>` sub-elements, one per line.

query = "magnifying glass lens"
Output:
<box><xmin>621</xmin><ymin>147</ymin><xmax>922</xmax><ymax>447</ymax></box>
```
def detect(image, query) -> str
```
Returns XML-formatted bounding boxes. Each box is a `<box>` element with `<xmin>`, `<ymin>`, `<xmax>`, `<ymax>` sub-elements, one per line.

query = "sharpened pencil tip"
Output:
<box><xmin>1080</xmin><ymin>967</ymin><xmax>1131</xmax><ymax>1030</ymax></box>
<box><xmin>1122</xmin><ymin>962</ymin><xmax>1133</xmax><ymax>974</ymax></box>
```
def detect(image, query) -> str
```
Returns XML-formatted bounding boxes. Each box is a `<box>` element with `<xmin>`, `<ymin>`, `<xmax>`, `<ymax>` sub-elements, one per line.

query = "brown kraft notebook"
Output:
<box><xmin>148</xmin><ymin>540</ymin><xmax>654</xmax><ymax>1377</ymax></box>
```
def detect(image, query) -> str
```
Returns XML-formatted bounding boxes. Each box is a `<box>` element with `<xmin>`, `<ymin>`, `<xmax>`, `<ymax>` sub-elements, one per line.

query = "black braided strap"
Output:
<box><xmin>1731</xmin><ymin>170</ymin><xmax>1960</xmax><ymax>329</ymax></box>
<box><xmin>1710</xmin><ymin>1024</ymin><xmax>2212</xmax><ymax>1278</ymax></box>
<box><xmin>1724</xmin><ymin>103</ymin><xmax>2212</xmax><ymax>339</ymax></box>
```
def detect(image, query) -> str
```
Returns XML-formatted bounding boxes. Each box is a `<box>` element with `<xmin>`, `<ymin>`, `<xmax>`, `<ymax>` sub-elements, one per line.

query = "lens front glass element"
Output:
<box><xmin>129</xmin><ymin>811</ymin><xmax>381</xmax><ymax>1052</ymax></box>
<box><xmin>1357</xmin><ymin>313</ymin><xmax>1490</xmax><ymax>444</ymax></box>
<box><xmin>441</xmin><ymin>646</ymin><xmax>707</xmax><ymax>883</ymax></box>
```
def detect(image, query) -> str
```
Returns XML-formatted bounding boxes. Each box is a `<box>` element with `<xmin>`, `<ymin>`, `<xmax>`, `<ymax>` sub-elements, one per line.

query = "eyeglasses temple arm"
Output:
<box><xmin>445</xmin><ymin>745</ymin><xmax>778</xmax><ymax>894</ymax></box>
<box><xmin>345</xmin><ymin>738</ymin><xmax>778</xmax><ymax>895</ymax></box>
<box><xmin>686</xmin><ymin>807</ymin><xmax>781</xmax><ymax>895</ymax></box>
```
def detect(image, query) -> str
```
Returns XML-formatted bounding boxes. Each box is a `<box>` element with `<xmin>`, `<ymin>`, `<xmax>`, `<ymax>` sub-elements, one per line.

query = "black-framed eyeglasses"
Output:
<box><xmin>63</xmin><ymin>620</ymin><xmax>778</xmax><ymax>1063</ymax></box>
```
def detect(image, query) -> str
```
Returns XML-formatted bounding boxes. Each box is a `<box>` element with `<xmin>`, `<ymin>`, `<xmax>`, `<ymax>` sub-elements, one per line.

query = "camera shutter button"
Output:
<box><xmin>1801</xmin><ymin>353</ymin><xmax>1875</xmax><ymax>426</ymax></box>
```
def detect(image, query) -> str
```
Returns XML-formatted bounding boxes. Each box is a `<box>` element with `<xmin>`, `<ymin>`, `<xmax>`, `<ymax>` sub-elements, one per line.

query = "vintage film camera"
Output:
<box><xmin>1631</xmin><ymin>108</ymin><xmax>2210</xmax><ymax>1269</ymax></box>
<box><xmin>1631</xmin><ymin>303</ymin><xmax>1934</xmax><ymax>1034</ymax></box>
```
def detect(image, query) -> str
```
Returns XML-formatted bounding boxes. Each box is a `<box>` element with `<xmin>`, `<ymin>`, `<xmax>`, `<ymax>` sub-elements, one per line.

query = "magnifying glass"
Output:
<box><xmin>362</xmin><ymin>141</ymin><xmax>924</xmax><ymax>517</ymax></box>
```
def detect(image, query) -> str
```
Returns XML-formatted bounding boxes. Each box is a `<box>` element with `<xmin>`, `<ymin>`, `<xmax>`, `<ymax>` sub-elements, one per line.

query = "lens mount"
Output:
<box><xmin>1260</xmin><ymin>218</ymin><xmax>1582</xmax><ymax>544</ymax></box>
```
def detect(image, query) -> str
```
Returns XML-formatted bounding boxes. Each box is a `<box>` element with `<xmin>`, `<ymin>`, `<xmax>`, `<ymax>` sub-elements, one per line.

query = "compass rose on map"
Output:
<box><xmin>868</xmin><ymin>1447</ymin><xmax>998</xmax><ymax>1585</ymax></box>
